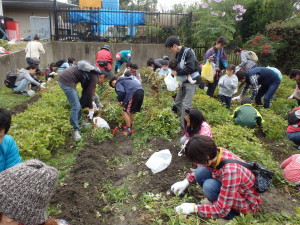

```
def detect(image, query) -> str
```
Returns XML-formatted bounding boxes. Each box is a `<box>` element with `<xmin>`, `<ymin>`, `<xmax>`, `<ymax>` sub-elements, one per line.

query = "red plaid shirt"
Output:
<box><xmin>186</xmin><ymin>148</ymin><xmax>262</xmax><ymax>218</ymax></box>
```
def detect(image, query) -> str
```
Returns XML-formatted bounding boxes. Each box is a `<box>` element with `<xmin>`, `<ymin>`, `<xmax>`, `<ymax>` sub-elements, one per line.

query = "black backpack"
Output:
<box><xmin>4</xmin><ymin>72</ymin><xmax>19</xmax><ymax>88</ymax></box>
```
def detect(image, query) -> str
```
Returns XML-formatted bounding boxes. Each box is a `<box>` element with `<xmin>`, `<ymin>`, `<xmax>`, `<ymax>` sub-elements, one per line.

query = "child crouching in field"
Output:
<box><xmin>218</xmin><ymin>64</ymin><xmax>238</xmax><ymax>109</ymax></box>
<box><xmin>180</xmin><ymin>108</ymin><xmax>212</xmax><ymax>145</ymax></box>
<box><xmin>109</xmin><ymin>76</ymin><xmax>144</xmax><ymax>135</ymax></box>
<box><xmin>280</xmin><ymin>154</ymin><xmax>300</xmax><ymax>191</ymax></box>
<box><xmin>232</xmin><ymin>97</ymin><xmax>263</xmax><ymax>129</ymax></box>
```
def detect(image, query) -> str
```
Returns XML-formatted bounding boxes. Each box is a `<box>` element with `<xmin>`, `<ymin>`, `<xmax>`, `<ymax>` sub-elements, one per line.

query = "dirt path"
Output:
<box><xmin>49</xmin><ymin>129</ymin><xmax>300</xmax><ymax>224</ymax></box>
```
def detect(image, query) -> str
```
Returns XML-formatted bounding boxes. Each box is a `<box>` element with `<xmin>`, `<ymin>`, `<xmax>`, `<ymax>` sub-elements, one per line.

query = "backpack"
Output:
<box><xmin>216</xmin><ymin>159</ymin><xmax>274</xmax><ymax>193</ymax></box>
<box><xmin>247</xmin><ymin>51</ymin><xmax>259</xmax><ymax>62</ymax></box>
<box><xmin>56</xmin><ymin>59</ymin><xmax>66</xmax><ymax>68</ymax></box>
<box><xmin>4</xmin><ymin>72</ymin><xmax>19</xmax><ymax>88</ymax></box>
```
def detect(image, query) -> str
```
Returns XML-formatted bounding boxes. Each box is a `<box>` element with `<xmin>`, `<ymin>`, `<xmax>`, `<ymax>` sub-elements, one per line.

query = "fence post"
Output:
<box><xmin>53</xmin><ymin>0</ymin><xmax>59</xmax><ymax>40</ymax></box>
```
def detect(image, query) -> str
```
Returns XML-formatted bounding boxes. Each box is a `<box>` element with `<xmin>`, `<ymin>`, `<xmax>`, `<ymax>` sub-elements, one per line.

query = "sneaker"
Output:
<box><xmin>296</xmin><ymin>185</ymin><xmax>300</xmax><ymax>191</ymax></box>
<box><xmin>20</xmin><ymin>91</ymin><xmax>29</xmax><ymax>96</ymax></box>
<box><xmin>121</xmin><ymin>129</ymin><xmax>133</xmax><ymax>135</ymax></box>
<box><xmin>73</xmin><ymin>131</ymin><xmax>82</xmax><ymax>141</ymax></box>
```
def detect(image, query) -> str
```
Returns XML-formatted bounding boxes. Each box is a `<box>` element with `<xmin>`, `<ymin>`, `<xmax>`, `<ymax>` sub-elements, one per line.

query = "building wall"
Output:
<box><xmin>4</xmin><ymin>10</ymin><xmax>52</xmax><ymax>39</ymax></box>
<box><xmin>0</xmin><ymin>42</ymin><xmax>170</xmax><ymax>86</ymax></box>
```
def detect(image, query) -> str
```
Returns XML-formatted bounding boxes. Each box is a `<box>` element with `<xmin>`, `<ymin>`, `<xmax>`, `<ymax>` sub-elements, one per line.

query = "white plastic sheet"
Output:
<box><xmin>146</xmin><ymin>149</ymin><xmax>172</xmax><ymax>174</ymax></box>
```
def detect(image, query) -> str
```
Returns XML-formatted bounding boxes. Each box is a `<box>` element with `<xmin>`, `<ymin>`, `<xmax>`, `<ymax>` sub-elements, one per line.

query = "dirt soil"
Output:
<box><xmin>49</xmin><ymin>130</ymin><xmax>300</xmax><ymax>225</ymax></box>
<box><xmin>9</xmin><ymin>94</ymin><xmax>40</xmax><ymax>115</ymax></box>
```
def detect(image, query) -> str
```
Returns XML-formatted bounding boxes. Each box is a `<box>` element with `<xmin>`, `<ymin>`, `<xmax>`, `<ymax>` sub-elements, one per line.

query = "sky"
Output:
<box><xmin>156</xmin><ymin>0</ymin><xmax>198</xmax><ymax>11</ymax></box>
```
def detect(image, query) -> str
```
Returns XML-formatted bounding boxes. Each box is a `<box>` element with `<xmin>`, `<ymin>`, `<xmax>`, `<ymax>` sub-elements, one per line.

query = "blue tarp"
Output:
<box><xmin>69</xmin><ymin>9</ymin><xmax>145</xmax><ymax>26</ymax></box>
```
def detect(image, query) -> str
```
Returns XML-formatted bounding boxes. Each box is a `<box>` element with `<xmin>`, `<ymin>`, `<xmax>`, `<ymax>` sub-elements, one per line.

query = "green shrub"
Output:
<box><xmin>271</xmin><ymin>98</ymin><xmax>297</xmax><ymax>119</ymax></box>
<box><xmin>0</xmin><ymin>40</ymin><xmax>10</xmax><ymax>50</ymax></box>
<box><xmin>102</xmin><ymin>103</ymin><xmax>124</xmax><ymax>126</ymax></box>
<box><xmin>10</xmin><ymin>85</ymin><xmax>72</xmax><ymax>160</ymax></box>
<box><xmin>193</xmin><ymin>93</ymin><xmax>232</xmax><ymax>126</ymax></box>
<box><xmin>134</xmin><ymin>107</ymin><xmax>180</xmax><ymax>139</ymax></box>
<box><xmin>274</xmin><ymin>75</ymin><xmax>295</xmax><ymax>99</ymax></box>
<box><xmin>258</xmin><ymin>108</ymin><xmax>287</xmax><ymax>140</ymax></box>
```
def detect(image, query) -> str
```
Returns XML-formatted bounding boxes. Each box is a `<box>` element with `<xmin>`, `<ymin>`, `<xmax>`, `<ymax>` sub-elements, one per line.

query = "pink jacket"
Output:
<box><xmin>184</xmin><ymin>122</ymin><xmax>212</xmax><ymax>138</ymax></box>
<box><xmin>280</xmin><ymin>154</ymin><xmax>300</xmax><ymax>184</ymax></box>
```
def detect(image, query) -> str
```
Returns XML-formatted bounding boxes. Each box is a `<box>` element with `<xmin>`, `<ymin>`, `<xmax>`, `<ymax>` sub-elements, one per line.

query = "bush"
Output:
<box><xmin>102</xmin><ymin>103</ymin><xmax>124</xmax><ymax>126</ymax></box>
<box><xmin>192</xmin><ymin>92</ymin><xmax>232</xmax><ymax>126</ymax></box>
<box><xmin>10</xmin><ymin>84</ymin><xmax>72</xmax><ymax>160</ymax></box>
<box><xmin>0</xmin><ymin>40</ymin><xmax>11</xmax><ymax>50</ymax></box>
<box><xmin>266</xmin><ymin>17</ymin><xmax>300</xmax><ymax>73</ymax></box>
<box><xmin>258</xmin><ymin>108</ymin><xmax>287</xmax><ymax>140</ymax></box>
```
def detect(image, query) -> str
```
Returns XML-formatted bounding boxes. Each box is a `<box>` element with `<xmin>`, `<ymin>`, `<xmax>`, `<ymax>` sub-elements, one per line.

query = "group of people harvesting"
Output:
<box><xmin>1</xmin><ymin>34</ymin><xmax>300</xmax><ymax>223</ymax></box>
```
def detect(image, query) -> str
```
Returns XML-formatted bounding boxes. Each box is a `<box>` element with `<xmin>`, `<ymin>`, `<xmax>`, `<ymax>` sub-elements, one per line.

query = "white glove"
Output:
<box><xmin>171</xmin><ymin>179</ymin><xmax>189</xmax><ymax>195</ymax></box>
<box><xmin>39</xmin><ymin>84</ymin><xmax>46</xmax><ymax>89</ymax></box>
<box><xmin>175</xmin><ymin>203</ymin><xmax>197</xmax><ymax>214</ymax></box>
<box><xmin>232</xmin><ymin>95</ymin><xmax>241</xmax><ymax>101</ymax></box>
<box><xmin>288</xmin><ymin>94</ymin><xmax>294</xmax><ymax>100</ymax></box>
<box><xmin>41</xmin><ymin>82</ymin><xmax>46</xmax><ymax>86</ymax></box>
<box><xmin>233</xmin><ymin>88</ymin><xmax>238</xmax><ymax>94</ymax></box>
<box><xmin>88</xmin><ymin>109</ymin><xmax>94</xmax><ymax>120</ymax></box>
<box><xmin>49</xmin><ymin>72</ymin><xmax>56</xmax><ymax>75</ymax></box>
<box><xmin>117</xmin><ymin>69</ymin><xmax>120</xmax><ymax>73</ymax></box>
<box><xmin>235</xmin><ymin>66</ymin><xmax>241</xmax><ymax>72</ymax></box>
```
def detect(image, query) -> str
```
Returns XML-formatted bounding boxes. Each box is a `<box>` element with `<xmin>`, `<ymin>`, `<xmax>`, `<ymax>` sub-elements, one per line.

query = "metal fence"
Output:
<box><xmin>52</xmin><ymin>7</ymin><xmax>191</xmax><ymax>43</ymax></box>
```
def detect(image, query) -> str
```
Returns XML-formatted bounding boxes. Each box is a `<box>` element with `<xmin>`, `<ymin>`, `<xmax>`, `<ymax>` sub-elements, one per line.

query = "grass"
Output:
<box><xmin>0</xmin><ymin>87</ymin><xmax>31</xmax><ymax>110</ymax></box>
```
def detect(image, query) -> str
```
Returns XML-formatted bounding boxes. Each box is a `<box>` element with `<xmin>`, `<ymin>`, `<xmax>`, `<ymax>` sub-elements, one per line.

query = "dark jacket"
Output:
<box><xmin>246</xmin><ymin>67</ymin><xmax>281</xmax><ymax>86</ymax></box>
<box><xmin>175</xmin><ymin>46</ymin><xmax>199</xmax><ymax>77</ymax></box>
<box><xmin>115</xmin><ymin>77</ymin><xmax>143</xmax><ymax>104</ymax></box>
<box><xmin>58</xmin><ymin>66</ymin><xmax>99</xmax><ymax>109</ymax></box>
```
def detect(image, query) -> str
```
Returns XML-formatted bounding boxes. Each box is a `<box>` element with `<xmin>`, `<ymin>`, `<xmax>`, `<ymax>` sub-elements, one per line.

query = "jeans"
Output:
<box><xmin>174</xmin><ymin>82</ymin><xmax>197</xmax><ymax>128</ymax></box>
<box><xmin>13</xmin><ymin>79</ymin><xmax>29</xmax><ymax>93</ymax></box>
<box><xmin>194</xmin><ymin>166</ymin><xmax>239</xmax><ymax>220</ymax></box>
<box><xmin>255</xmin><ymin>82</ymin><xmax>280</xmax><ymax>108</ymax></box>
<box><xmin>286</xmin><ymin>131</ymin><xmax>300</xmax><ymax>145</ymax></box>
<box><xmin>220</xmin><ymin>95</ymin><xmax>232</xmax><ymax>109</ymax></box>
<box><xmin>59</xmin><ymin>82</ymin><xmax>81</xmax><ymax>131</ymax></box>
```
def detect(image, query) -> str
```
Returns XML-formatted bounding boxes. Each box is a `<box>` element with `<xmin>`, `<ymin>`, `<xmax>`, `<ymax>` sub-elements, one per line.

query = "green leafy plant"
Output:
<box><xmin>91</xmin><ymin>127</ymin><xmax>113</xmax><ymax>143</ymax></box>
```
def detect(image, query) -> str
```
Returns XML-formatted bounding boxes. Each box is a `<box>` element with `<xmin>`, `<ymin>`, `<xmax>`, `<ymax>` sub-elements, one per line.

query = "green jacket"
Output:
<box><xmin>232</xmin><ymin>104</ymin><xmax>263</xmax><ymax>129</ymax></box>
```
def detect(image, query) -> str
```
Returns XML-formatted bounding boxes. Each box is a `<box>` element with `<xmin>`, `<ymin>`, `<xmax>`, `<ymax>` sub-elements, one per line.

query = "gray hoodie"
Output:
<box><xmin>218</xmin><ymin>74</ymin><xmax>238</xmax><ymax>97</ymax></box>
<box><xmin>15</xmin><ymin>68</ymin><xmax>40</xmax><ymax>86</ymax></box>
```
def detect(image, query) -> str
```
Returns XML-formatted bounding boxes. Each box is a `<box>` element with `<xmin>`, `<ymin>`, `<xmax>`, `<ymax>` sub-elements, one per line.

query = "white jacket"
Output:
<box><xmin>25</xmin><ymin>41</ymin><xmax>45</xmax><ymax>58</ymax></box>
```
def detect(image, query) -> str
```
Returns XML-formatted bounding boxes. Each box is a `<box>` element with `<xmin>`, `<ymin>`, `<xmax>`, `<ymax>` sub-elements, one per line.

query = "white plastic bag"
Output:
<box><xmin>146</xmin><ymin>149</ymin><xmax>172</xmax><ymax>174</ymax></box>
<box><xmin>164</xmin><ymin>74</ymin><xmax>179</xmax><ymax>91</ymax></box>
<box><xmin>93</xmin><ymin>117</ymin><xmax>110</xmax><ymax>129</ymax></box>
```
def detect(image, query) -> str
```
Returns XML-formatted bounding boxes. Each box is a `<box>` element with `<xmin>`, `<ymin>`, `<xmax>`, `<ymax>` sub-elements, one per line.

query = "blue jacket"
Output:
<box><xmin>0</xmin><ymin>135</ymin><xmax>22</xmax><ymax>172</ymax></box>
<box><xmin>115</xmin><ymin>77</ymin><xmax>143</xmax><ymax>104</ymax></box>
<box><xmin>115</xmin><ymin>50</ymin><xmax>131</xmax><ymax>71</ymax></box>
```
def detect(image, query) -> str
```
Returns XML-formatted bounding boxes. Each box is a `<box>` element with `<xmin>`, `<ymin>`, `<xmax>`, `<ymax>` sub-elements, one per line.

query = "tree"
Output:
<box><xmin>239</xmin><ymin>0</ymin><xmax>299</xmax><ymax>41</ymax></box>
<box><xmin>120</xmin><ymin>0</ymin><xmax>158</xmax><ymax>11</ymax></box>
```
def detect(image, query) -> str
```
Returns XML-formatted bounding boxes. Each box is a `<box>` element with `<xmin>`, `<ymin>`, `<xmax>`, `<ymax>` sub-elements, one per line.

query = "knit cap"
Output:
<box><xmin>0</xmin><ymin>159</ymin><xmax>58</xmax><ymax>225</ymax></box>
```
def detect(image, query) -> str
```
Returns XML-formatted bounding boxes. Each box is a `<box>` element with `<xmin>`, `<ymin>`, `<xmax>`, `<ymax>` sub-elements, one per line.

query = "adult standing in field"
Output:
<box><xmin>58</xmin><ymin>60</ymin><xmax>105</xmax><ymax>141</ymax></box>
<box><xmin>25</xmin><ymin>35</ymin><xmax>45</xmax><ymax>67</ymax></box>
<box><xmin>165</xmin><ymin>36</ymin><xmax>199</xmax><ymax>129</ymax></box>
<box><xmin>95</xmin><ymin>44</ymin><xmax>114</xmax><ymax>79</ymax></box>
<box><xmin>234</xmin><ymin>48</ymin><xmax>257</xmax><ymax>72</ymax></box>
<box><xmin>288</xmin><ymin>69</ymin><xmax>300</xmax><ymax>105</ymax></box>
<box><xmin>115</xmin><ymin>50</ymin><xmax>131</xmax><ymax>73</ymax></box>
<box><xmin>171</xmin><ymin>135</ymin><xmax>262</xmax><ymax>220</ymax></box>
<box><xmin>205</xmin><ymin>37</ymin><xmax>228</xmax><ymax>97</ymax></box>
<box><xmin>236</xmin><ymin>67</ymin><xmax>281</xmax><ymax>108</ymax></box>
